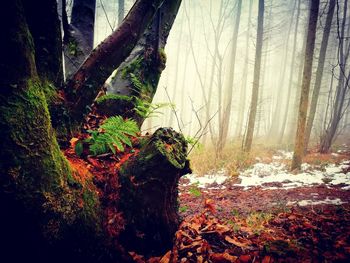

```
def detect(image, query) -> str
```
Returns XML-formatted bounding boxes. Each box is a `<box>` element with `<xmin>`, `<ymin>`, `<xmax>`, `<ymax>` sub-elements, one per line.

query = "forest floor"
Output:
<box><xmin>143</xmin><ymin>147</ymin><xmax>350</xmax><ymax>262</ymax></box>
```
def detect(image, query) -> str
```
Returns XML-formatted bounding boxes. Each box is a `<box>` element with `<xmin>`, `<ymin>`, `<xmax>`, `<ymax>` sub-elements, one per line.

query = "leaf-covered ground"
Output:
<box><xmin>138</xmin><ymin>149</ymin><xmax>350</xmax><ymax>263</ymax></box>
<box><xmin>67</xmin><ymin>112</ymin><xmax>350</xmax><ymax>263</ymax></box>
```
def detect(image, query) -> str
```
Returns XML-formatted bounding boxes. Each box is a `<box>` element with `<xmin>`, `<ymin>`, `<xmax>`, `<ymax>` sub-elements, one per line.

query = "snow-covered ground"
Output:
<box><xmin>182</xmin><ymin>150</ymin><xmax>350</xmax><ymax>190</ymax></box>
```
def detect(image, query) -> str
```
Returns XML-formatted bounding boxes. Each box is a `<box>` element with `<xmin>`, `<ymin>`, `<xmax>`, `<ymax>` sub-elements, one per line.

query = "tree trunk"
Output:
<box><xmin>304</xmin><ymin>0</ymin><xmax>335</xmax><ymax>151</ymax></box>
<box><xmin>65</xmin><ymin>0</ymin><xmax>166</xmax><ymax>126</ymax></box>
<box><xmin>119</xmin><ymin>128</ymin><xmax>190</xmax><ymax>256</ymax></box>
<box><xmin>63</xmin><ymin>0</ymin><xmax>96</xmax><ymax>78</ymax></box>
<box><xmin>243</xmin><ymin>0</ymin><xmax>264</xmax><ymax>152</ymax></box>
<box><xmin>268</xmin><ymin>0</ymin><xmax>297</xmax><ymax>141</ymax></box>
<box><xmin>101</xmin><ymin>0</ymin><xmax>181</xmax><ymax>128</ymax></box>
<box><xmin>0</xmin><ymin>0</ymin><xmax>187</xmax><ymax>261</ymax></box>
<box><xmin>118</xmin><ymin>0</ymin><xmax>125</xmax><ymax>26</ymax></box>
<box><xmin>291</xmin><ymin>0</ymin><xmax>319</xmax><ymax>170</ymax></box>
<box><xmin>217</xmin><ymin>0</ymin><xmax>242</xmax><ymax>153</ymax></box>
<box><xmin>0</xmin><ymin>1</ymin><xmax>105</xmax><ymax>261</ymax></box>
<box><xmin>23</xmin><ymin>0</ymin><xmax>64</xmax><ymax>87</ymax></box>
<box><xmin>236</xmin><ymin>0</ymin><xmax>253</xmax><ymax>138</ymax></box>
<box><xmin>278</xmin><ymin>0</ymin><xmax>301</xmax><ymax>144</ymax></box>
<box><xmin>319</xmin><ymin>0</ymin><xmax>348</xmax><ymax>153</ymax></box>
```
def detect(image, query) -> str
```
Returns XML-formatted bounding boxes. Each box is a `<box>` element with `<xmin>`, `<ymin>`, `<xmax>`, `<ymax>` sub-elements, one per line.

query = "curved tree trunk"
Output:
<box><xmin>65</xmin><ymin>0</ymin><xmax>165</xmax><ymax>125</ymax></box>
<box><xmin>100</xmin><ymin>0</ymin><xmax>182</xmax><ymax>127</ymax></box>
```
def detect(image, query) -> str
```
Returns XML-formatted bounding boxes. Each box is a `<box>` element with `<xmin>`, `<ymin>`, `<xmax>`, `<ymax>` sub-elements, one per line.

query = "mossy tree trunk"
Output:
<box><xmin>119</xmin><ymin>128</ymin><xmax>190</xmax><ymax>256</ymax></box>
<box><xmin>0</xmin><ymin>0</ymin><xmax>186</xmax><ymax>261</ymax></box>
<box><xmin>99</xmin><ymin>0</ymin><xmax>182</xmax><ymax>127</ymax></box>
<box><xmin>0</xmin><ymin>1</ymin><xmax>105</xmax><ymax>262</ymax></box>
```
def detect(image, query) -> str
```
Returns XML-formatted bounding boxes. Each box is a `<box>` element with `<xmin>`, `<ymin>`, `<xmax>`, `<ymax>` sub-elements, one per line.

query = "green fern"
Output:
<box><xmin>134</xmin><ymin>97</ymin><xmax>173</xmax><ymax>119</ymax></box>
<box><xmin>86</xmin><ymin>116</ymin><xmax>139</xmax><ymax>155</ymax></box>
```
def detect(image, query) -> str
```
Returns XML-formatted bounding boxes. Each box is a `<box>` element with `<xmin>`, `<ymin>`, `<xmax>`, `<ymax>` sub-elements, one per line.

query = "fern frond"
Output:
<box><xmin>86</xmin><ymin>115</ymin><xmax>139</xmax><ymax>155</ymax></box>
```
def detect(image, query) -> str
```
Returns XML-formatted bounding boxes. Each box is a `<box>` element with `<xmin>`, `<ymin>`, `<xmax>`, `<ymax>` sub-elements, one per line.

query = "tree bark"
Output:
<box><xmin>243</xmin><ymin>0</ymin><xmax>264</xmax><ymax>152</ymax></box>
<box><xmin>119</xmin><ymin>128</ymin><xmax>190</xmax><ymax>256</ymax></box>
<box><xmin>304</xmin><ymin>0</ymin><xmax>335</xmax><ymax>151</ymax></box>
<box><xmin>291</xmin><ymin>0</ymin><xmax>319</xmax><ymax>170</ymax></box>
<box><xmin>23</xmin><ymin>0</ymin><xmax>64</xmax><ymax>87</ymax></box>
<box><xmin>0</xmin><ymin>1</ymin><xmax>105</xmax><ymax>261</ymax></box>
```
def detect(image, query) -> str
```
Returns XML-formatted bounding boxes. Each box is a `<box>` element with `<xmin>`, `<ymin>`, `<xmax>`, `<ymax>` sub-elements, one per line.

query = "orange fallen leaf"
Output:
<box><xmin>70</xmin><ymin>137</ymin><xmax>79</xmax><ymax>148</ymax></box>
<box><xmin>239</xmin><ymin>255</ymin><xmax>251</xmax><ymax>263</ymax></box>
<box><xmin>204</xmin><ymin>198</ymin><xmax>216</xmax><ymax>214</ymax></box>
<box><xmin>159</xmin><ymin>250</ymin><xmax>171</xmax><ymax>263</ymax></box>
<box><xmin>262</xmin><ymin>255</ymin><xmax>272</xmax><ymax>263</ymax></box>
<box><xmin>224</xmin><ymin>236</ymin><xmax>250</xmax><ymax>248</ymax></box>
<box><xmin>210</xmin><ymin>252</ymin><xmax>238</xmax><ymax>262</ymax></box>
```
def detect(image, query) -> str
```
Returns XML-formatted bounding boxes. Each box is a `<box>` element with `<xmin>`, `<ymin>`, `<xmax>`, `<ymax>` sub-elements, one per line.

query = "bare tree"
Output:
<box><xmin>291</xmin><ymin>0</ymin><xmax>320</xmax><ymax>170</ymax></box>
<box><xmin>236</xmin><ymin>0</ymin><xmax>253</xmax><ymax>138</ymax></box>
<box><xmin>217</xmin><ymin>0</ymin><xmax>242</xmax><ymax>153</ymax></box>
<box><xmin>278</xmin><ymin>0</ymin><xmax>302</xmax><ymax>143</ymax></box>
<box><xmin>304</xmin><ymin>0</ymin><xmax>336</xmax><ymax>151</ymax></box>
<box><xmin>243</xmin><ymin>0</ymin><xmax>265</xmax><ymax>152</ymax></box>
<box><xmin>319</xmin><ymin>0</ymin><xmax>349</xmax><ymax>153</ymax></box>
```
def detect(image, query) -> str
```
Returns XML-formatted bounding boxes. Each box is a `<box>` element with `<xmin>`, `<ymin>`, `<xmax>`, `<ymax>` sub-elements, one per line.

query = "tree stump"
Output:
<box><xmin>118</xmin><ymin>128</ymin><xmax>191</xmax><ymax>256</ymax></box>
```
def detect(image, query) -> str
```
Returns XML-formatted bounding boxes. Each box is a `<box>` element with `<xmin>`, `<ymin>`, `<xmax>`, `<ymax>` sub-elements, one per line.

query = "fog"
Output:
<box><xmin>92</xmin><ymin>0</ymin><xmax>350</xmax><ymax>152</ymax></box>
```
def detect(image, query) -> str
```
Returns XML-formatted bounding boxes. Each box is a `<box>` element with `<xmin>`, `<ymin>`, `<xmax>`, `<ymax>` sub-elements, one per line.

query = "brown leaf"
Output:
<box><xmin>262</xmin><ymin>255</ymin><xmax>272</xmax><ymax>263</ymax></box>
<box><xmin>224</xmin><ymin>236</ymin><xmax>251</xmax><ymax>248</ymax></box>
<box><xmin>159</xmin><ymin>250</ymin><xmax>171</xmax><ymax>263</ymax></box>
<box><xmin>210</xmin><ymin>252</ymin><xmax>238</xmax><ymax>262</ymax></box>
<box><xmin>238</xmin><ymin>255</ymin><xmax>251</xmax><ymax>263</ymax></box>
<box><xmin>204</xmin><ymin>198</ymin><xmax>216</xmax><ymax>214</ymax></box>
<box><xmin>70</xmin><ymin>137</ymin><xmax>79</xmax><ymax>148</ymax></box>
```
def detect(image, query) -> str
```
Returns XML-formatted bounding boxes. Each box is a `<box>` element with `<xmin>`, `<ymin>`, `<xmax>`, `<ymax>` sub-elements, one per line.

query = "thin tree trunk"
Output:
<box><xmin>288</xmin><ymin>1</ymin><xmax>311</xmax><ymax>143</ymax></box>
<box><xmin>304</xmin><ymin>0</ymin><xmax>336</xmax><ymax>151</ymax></box>
<box><xmin>268</xmin><ymin>0</ymin><xmax>297</xmax><ymax>140</ymax></box>
<box><xmin>218</xmin><ymin>0</ymin><xmax>242</xmax><ymax>153</ymax></box>
<box><xmin>236</xmin><ymin>0</ymin><xmax>253</xmax><ymax>138</ymax></box>
<box><xmin>243</xmin><ymin>0</ymin><xmax>265</xmax><ymax>152</ymax></box>
<box><xmin>118</xmin><ymin>0</ymin><xmax>125</xmax><ymax>26</ymax></box>
<box><xmin>319</xmin><ymin>0</ymin><xmax>349</xmax><ymax>153</ymax></box>
<box><xmin>291</xmin><ymin>0</ymin><xmax>319</xmax><ymax>170</ymax></box>
<box><xmin>278</xmin><ymin>0</ymin><xmax>301</xmax><ymax>144</ymax></box>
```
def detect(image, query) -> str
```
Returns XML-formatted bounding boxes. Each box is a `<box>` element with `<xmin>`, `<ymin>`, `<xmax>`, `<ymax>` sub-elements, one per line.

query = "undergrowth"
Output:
<box><xmin>189</xmin><ymin>141</ymin><xmax>274</xmax><ymax>176</ymax></box>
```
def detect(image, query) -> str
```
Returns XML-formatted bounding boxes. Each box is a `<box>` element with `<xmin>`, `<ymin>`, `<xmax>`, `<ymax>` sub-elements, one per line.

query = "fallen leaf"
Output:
<box><xmin>225</xmin><ymin>235</ymin><xmax>250</xmax><ymax>248</ymax></box>
<box><xmin>159</xmin><ymin>250</ymin><xmax>171</xmax><ymax>263</ymax></box>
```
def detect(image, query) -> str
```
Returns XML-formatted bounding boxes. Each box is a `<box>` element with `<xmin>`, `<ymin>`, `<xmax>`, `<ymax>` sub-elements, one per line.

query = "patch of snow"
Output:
<box><xmin>235</xmin><ymin>159</ymin><xmax>350</xmax><ymax>190</ymax></box>
<box><xmin>183</xmin><ymin>172</ymin><xmax>228</xmax><ymax>188</ymax></box>
<box><xmin>287</xmin><ymin>197</ymin><xmax>346</xmax><ymax>207</ymax></box>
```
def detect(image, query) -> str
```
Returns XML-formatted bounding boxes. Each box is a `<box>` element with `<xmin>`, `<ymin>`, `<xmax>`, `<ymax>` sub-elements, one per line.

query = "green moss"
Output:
<box><xmin>158</xmin><ymin>48</ymin><xmax>167</xmax><ymax>71</ymax></box>
<box><xmin>96</xmin><ymin>94</ymin><xmax>132</xmax><ymax>104</ymax></box>
<box><xmin>67</xmin><ymin>39</ymin><xmax>80</xmax><ymax>57</ymax></box>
